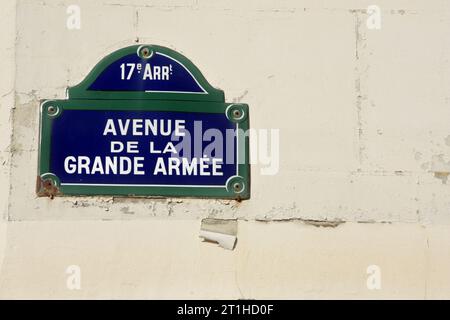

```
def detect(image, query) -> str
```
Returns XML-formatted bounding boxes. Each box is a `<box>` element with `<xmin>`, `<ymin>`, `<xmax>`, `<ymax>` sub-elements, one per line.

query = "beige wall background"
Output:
<box><xmin>1</xmin><ymin>0</ymin><xmax>450</xmax><ymax>298</ymax></box>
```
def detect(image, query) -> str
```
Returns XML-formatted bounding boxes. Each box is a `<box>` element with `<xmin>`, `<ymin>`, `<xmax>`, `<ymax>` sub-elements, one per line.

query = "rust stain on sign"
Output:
<box><xmin>36</xmin><ymin>176</ymin><xmax>59</xmax><ymax>199</ymax></box>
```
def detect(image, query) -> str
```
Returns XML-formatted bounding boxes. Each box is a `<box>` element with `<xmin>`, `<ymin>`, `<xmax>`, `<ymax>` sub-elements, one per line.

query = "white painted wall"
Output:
<box><xmin>1</xmin><ymin>0</ymin><xmax>450</xmax><ymax>299</ymax></box>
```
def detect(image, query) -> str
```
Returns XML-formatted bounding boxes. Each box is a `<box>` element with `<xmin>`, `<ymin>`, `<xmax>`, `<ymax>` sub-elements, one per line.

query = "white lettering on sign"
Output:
<box><xmin>120</xmin><ymin>63</ymin><xmax>173</xmax><ymax>81</ymax></box>
<box><xmin>63</xmin><ymin>118</ymin><xmax>225</xmax><ymax>177</ymax></box>
<box><xmin>64</xmin><ymin>156</ymin><xmax>145</xmax><ymax>175</ymax></box>
<box><xmin>102</xmin><ymin>118</ymin><xmax>185</xmax><ymax>137</ymax></box>
<box><xmin>153</xmin><ymin>157</ymin><xmax>223</xmax><ymax>176</ymax></box>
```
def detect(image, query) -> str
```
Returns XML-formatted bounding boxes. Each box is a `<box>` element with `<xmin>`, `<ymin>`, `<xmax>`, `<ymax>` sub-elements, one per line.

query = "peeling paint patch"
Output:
<box><xmin>434</xmin><ymin>171</ymin><xmax>449</xmax><ymax>184</ymax></box>
<box><xmin>199</xmin><ymin>218</ymin><xmax>237</xmax><ymax>250</ymax></box>
<box><xmin>120</xmin><ymin>206</ymin><xmax>135</xmax><ymax>215</ymax></box>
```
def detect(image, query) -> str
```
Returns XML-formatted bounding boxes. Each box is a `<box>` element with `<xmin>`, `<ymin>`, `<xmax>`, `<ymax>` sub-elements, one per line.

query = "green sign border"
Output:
<box><xmin>37</xmin><ymin>45</ymin><xmax>250</xmax><ymax>200</ymax></box>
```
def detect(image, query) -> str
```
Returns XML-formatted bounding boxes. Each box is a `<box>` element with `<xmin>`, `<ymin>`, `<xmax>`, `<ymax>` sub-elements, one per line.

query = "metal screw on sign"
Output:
<box><xmin>140</xmin><ymin>47</ymin><xmax>152</xmax><ymax>58</ymax></box>
<box><xmin>48</xmin><ymin>106</ymin><xmax>56</xmax><ymax>115</ymax></box>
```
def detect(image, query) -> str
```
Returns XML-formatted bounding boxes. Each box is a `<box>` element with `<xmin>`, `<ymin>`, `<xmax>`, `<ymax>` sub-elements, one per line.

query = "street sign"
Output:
<box><xmin>37</xmin><ymin>45</ymin><xmax>250</xmax><ymax>200</ymax></box>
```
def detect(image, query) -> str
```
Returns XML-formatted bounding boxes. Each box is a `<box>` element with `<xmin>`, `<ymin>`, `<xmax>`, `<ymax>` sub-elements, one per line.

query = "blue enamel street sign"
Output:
<box><xmin>37</xmin><ymin>45</ymin><xmax>250</xmax><ymax>200</ymax></box>
<box><xmin>88</xmin><ymin>50</ymin><xmax>206</xmax><ymax>93</ymax></box>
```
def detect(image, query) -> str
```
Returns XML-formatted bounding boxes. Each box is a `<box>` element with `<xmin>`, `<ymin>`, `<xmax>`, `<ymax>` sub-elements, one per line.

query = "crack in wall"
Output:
<box><xmin>353</xmin><ymin>10</ymin><xmax>369</xmax><ymax>169</ymax></box>
<box><xmin>5</xmin><ymin>0</ymin><xmax>18</xmax><ymax>222</ymax></box>
<box><xmin>255</xmin><ymin>217</ymin><xmax>345</xmax><ymax>228</ymax></box>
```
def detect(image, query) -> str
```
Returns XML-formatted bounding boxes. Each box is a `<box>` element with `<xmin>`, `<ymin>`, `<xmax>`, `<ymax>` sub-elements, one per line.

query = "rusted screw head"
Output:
<box><xmin>140</xmin><ymin>47</ymin><xmax>151</xmax><ymax>58</ymax></box>
<box><xmin>233</xmin><ymin>182</ymin><xmax>242</xmax><ymax>192</ymax></box>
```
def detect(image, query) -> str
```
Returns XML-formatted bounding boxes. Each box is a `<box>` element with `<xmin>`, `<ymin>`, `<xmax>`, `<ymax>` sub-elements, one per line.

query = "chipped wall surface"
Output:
<box><xmin>1</xmin><ymin>0</ymin><xmax>450</xmax><ymax>298</ymax></box>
